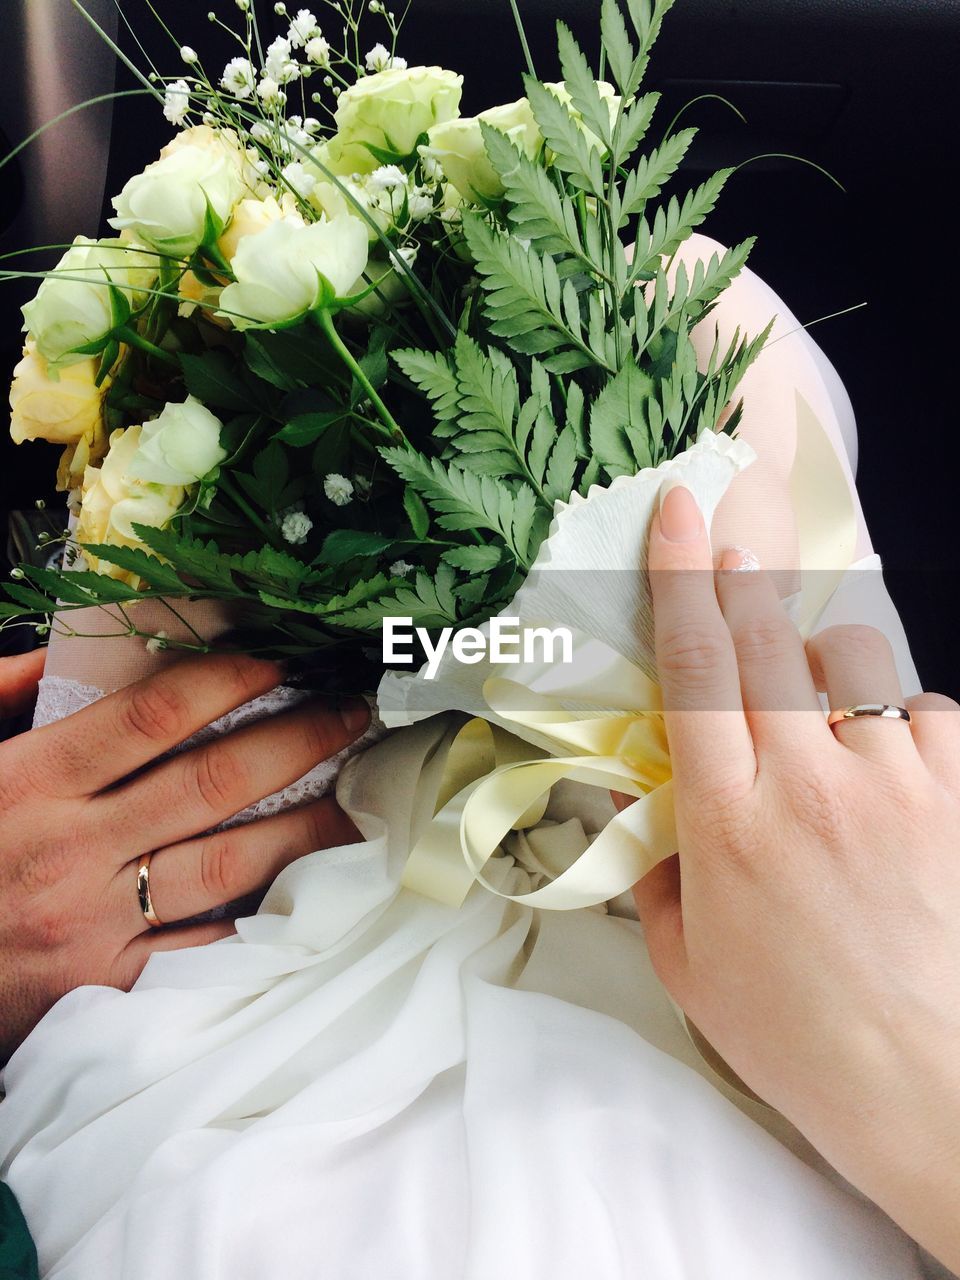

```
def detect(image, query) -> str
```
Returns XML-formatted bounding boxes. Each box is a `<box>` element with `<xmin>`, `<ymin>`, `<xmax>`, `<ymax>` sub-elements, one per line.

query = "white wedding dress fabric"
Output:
<box><xmin>0</xmin><ymin>243</ymin><xmax>939</xmax><ymax>1279</ymax></box>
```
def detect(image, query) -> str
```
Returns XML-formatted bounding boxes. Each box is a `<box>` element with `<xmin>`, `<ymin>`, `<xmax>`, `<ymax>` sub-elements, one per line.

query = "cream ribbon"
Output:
<box><xmin>401</xmin><ymin>396</ymin><xmax>858</xmax><ymax>912</ymax></box>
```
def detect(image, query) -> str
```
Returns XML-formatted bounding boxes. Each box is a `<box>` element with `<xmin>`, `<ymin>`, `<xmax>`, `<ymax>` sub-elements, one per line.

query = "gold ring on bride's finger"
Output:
<box><xmin>827</xmin><ymin>703</ymin><xmax>912</xmax><ymax>730</ymax></box>
<box><xmin>136</xmin><ymin>853</ymin><xmax>163</xmax><ymax>928</ymax></box>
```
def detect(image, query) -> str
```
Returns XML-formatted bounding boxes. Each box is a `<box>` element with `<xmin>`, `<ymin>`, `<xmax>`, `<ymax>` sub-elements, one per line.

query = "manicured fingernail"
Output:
<box><xmin>720</xmin><ymin>546</ymin><xmax>761</xmax><ymax>572</ymax></box>
<box><xmin>339</xmin><ymin>697</ymin><xmax>370</xmax><ymax>735</ymax></box>
<box><xmin>659</xmin><ymin>483</ymin><xmax>702</xmax><ymax>542</ymax></box>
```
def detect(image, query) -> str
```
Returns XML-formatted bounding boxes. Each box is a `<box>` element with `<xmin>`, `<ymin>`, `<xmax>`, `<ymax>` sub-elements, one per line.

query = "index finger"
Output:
<box><xmin>25</xmin><ymin>653</ymin><xmax>283</xmax><ymax>795</ymax></box>
<box><xmin>649</xmin><ymin>484</ymin><xmax>755</xmax><ymax>793</ymax></box>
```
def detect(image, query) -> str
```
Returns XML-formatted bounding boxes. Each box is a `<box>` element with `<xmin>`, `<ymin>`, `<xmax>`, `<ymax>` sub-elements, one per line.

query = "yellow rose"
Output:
<box><xmin>9</xmin><ymin>340</ymin><xmax>108</xmax><ymax>448</ymax></box>
<box><xmin>76</xmin><ymin>425</ymin><xmax>185</xmax><ymax>586</ymax></box>
<box><xmin>217</xmin><ymin>194</ymin><xmax>299</xmax><ymax>262</ymax></box>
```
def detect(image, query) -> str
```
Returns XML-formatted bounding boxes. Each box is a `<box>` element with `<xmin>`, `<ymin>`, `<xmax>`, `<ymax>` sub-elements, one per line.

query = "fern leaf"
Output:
<box><xmin>628</xmin><ymin>168</ymin><xmax>734</xmax><ymax>282</ymax></box>
<box><xmin>523</xmin><ymin>77</ymin><xmax>605</xmax><ymax>195</ymax></box>
<box><xmin>618</xmin><ymin>128</ymin><xmax>697</xmax><ymax>224</ymax></box>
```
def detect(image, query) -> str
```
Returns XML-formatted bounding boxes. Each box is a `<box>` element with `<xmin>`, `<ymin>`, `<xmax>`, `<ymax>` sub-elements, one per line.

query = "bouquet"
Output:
<box><xmin>2</xmin><ymin>0</ymin><xmax>769</xmax><ymax>696</ymax></box>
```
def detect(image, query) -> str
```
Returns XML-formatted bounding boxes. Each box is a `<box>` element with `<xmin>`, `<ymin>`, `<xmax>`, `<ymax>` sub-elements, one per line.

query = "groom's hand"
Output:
<box><xmin>0</xmin><ymin>653</ymin><xmax>369</xmax><ymax>1061</ymax></box>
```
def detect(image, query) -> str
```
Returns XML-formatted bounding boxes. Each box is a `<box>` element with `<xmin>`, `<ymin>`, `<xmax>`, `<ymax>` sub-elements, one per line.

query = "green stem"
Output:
<box><xmin>216</xmin><ymin>475</ymin><xmax>287</xmax><ymax>550</ymax></box>
<box><xmin>315</xmin><ymin>309</ymin><xmax>408</xmax><ymax>446</ymax></box>
<box><xmin>117</xmin><ymin>327</ymin><xmax>179</xmax><ymax>368</ymax></box>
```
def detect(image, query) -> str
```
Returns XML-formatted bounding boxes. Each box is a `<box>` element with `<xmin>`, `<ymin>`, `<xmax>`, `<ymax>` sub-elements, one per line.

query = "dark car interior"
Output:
<box><xmin>2</xmin><ymin>0</ymin><xmax>958</xmax><ymax>696</ymax></box>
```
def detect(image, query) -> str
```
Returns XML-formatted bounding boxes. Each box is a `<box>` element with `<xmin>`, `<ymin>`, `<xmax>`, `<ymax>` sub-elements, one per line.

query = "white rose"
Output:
<box><xmin>424</xmin><ymin>97</ymin><xmax>541</xmax><ymax>202</ymax></box>
<box><xmin>21</xmin><ymin>237</ymin><xmax>157</xmax><ymax>368</ymax></box>
<box><xmin>110</xmin><ymin>127</ymin><xmax>248</xmax><ymax>257</ymax></box>
<box><xmin>330</xmin><ymin>66</ymin><xmax>462</xmax><ymax>174</ymax></box>
<box><xmin>127</xmin><ymin>396</ymin><xmax>227</xmax><ymax>486</ymax></box>
<box><xmin>76</xmin><ymin>426</ymin><xmax>185</xmax><ymax>585</ymax></box>
<box><xmin>218</xmin><ymin>215</ymin><xmax>369</xmax><ymax>329</ymax></box>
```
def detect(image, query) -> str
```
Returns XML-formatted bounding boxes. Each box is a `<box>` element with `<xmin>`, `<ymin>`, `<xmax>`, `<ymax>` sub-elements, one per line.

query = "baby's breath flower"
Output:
<box><xmin>323</xmin><ymin>474</ymin><xmax>354</xmax><ymax>507</ymax></box>
<box><xmin>396</xmin><ymin>244</ymin><xmax>418</xmax><ymax>267</ymax></box>
<box><xmin>257</xmin><ymin>76</ymin><xmax>285</xmax><ymax>105</ymax></box>
<box><xmin>202</xmin><ymin>111</ymin><xmax>217</xmax><ymax>126</ymax></box>
<box><xmin>367</xmin><ymin>164</ymin><xmax>407</xmax><ymax>193</ymax></box>
<box><xmin>266</xmin><ymin>35</ymin><xmax>300</xmax><ymax>84</ymax></box>
<box><xmin>389</xmin><ymin>559</ymin><xmax>414</xmax><ymax>577</ymax></box>
<box><xmin>303</xmin><ymin>116</ymin><xmax>321</xmax><ymax>134</ymax></box>
<box><xmin>163</xmin><ymin>78</ymin><xmax>191</xmax><ymax>125</ymax></box>
<box><xmin>236</xmin><ymin>0</ymin><xmax>250</xmax><ymax>9</ymax></box>
<box><xmin>407</xmin><ymin>186</ymin><xmax>434</xmax><ymax>220</ymax></box>
<box><xmin>274</xmin><ymin>1</ymin><xmax>287</xmax><ymax>12</ymax></box>
<box><xmin>221</xmin><ymin>56</ymin><xmax>256</xmax><ymax>99</ymax></box>
<box><xmin>364</xmin><ymin>43</ymin><xmax>392</xmax><ymax>72</ymax></box>
<box><xmin>145</xmin><ymin>630</ymin><xmax>169</xmax><ymax>654</ymax></box>
<box><xmin>280</xmin><ymin>510</ymin><xmax>314</xmax><ymax>545</ymax></box>
<box><xmin>9</xmin><ymin>568</ymin><xmax>25</xmax><ymax>580</ymax></box>
<box><xmin>369</xmin><ymin>0</ymin><xmax>382</xmax><ymax>11</ymax></box>
<box><xmin>282</xmin><ymin>160</ymin><xmax>317</xmax><ymax>198</ymax></box>
<box><xmin>288</xmin><ymin>8</ymin><xmax>320</xmax><ymax>47</ymax></box>
<box><xmin>180</xmin><ymin>45</ymin><xmax>199</xmax><ymax>64</ymax></box>
<box><xmin>249</xmin><ymin>120</ymin><xmax>273</xmax><ymax>142</ymax></box>
<box><xmin>419</xmin><ymin>153</ymin><xmax>442</xmax><ymax>183</ymax></box>
<box><xmin>305</xmin><ymin>36</ymin><xmax>331</xmax><ymax>68</ymax></box>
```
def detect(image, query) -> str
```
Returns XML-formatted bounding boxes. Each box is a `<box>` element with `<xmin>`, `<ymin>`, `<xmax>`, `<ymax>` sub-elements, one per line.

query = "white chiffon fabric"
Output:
<box><xmin>0</xmin><ymin>719</ymin><xmax>929</xmax><ymax>1279</ymax></box>
<box><xmin>0</xmin><ymin>246</ymin><xmax>939</xmax><ymax>1279</ymax></box>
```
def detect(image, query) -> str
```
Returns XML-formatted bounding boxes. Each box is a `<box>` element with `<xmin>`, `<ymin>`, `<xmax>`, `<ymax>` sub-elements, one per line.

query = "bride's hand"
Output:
<box><xmin>0</xmin><ymin>652</ymin><xmax>368</xmax><ymax>1061</ymax></box>
<box><xmin>634</xmin><ymin>483</ymin><xmax>960</xmax><ymax>1272</ymax></box>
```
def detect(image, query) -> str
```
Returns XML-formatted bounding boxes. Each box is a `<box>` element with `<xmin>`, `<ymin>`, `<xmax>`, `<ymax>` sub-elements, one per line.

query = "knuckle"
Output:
<box><xmin>199</xmin><ymin>833</ymin><xmax>239</xmax><ymax>902</ymax></box>
<box><xmin>810</xmin><ymin>623</ymin><xmax>893</xmax><ymax>669</ymax></box>
<box><xmin>657</xmin><ymin>623</ymin><xmax>729</xmax><ymax>684</ymax></box>
<box><xmin>908</xmin><ymin>692</ymin><xmax>960</xmax><ymax>718</ymax></box>
<box><xmin>121</xmin><ymin>677</ymin><xmax>190</xmax><ymax>746</ymax></box>
<box><xmin>190</xmin><ymin>746</ymin><xmax>247</xmax><ymax>814</ymax></box>
<box><xmin>785</xmin><ymin>765</ymin><xmax>847</xmax><ymax>846</ymax></box>
<box><xmin>730</xmin><ymin>616</ymin><xmax>795</xmax><ymax>666</ymax></box>
<box><xmin>220</xmin><ymin>653</ymin><xmax>277</xmax><ymax>702</ymax></box>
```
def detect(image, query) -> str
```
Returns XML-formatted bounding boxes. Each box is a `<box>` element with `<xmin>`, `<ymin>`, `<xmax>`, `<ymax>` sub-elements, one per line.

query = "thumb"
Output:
<box><xmin>0</xmin><ymin>648</ymin><xmax>46</xmax><ymax>722</ymax></box>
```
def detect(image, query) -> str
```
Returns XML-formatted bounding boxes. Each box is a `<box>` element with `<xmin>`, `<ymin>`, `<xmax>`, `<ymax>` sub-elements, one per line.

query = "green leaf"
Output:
<box><xmin>481</xmin><ymin>125</ymin><xmax>590</xmax><ymax>267</ymax></box>
<box><xmin>442</xmin><ymin>545</ymin><xmax>504</xmax><ymax>572</ymax></box>
<box><xmin>619</xmin><ymin>128</ymin><xmax>697</xmax><ymax>223</ymax></box>
<box><xmin>590</xmin><ymin>360</ymin><xmax>656</xmax><ymax>474</ymax></box>
<box><xmin>278</xmin><ymin>411</ymin><xmax>347</xmax><ymax>447</ymax></box>
<box><xmin>393</xmin><ymin>349</ymin><xmax>459</xmax><ymax>423</ymax></box>
<box><xmin>75</xmin><ymin>543</ymin><xmax>189</xmax><ymax>593</ymax></box>
<box><xmin>463</xmin><ymin>214</ymin><xmax>606</xmax><ymax>372</ymax></box>
<box><xmin>556</xmin><ymin>23</ymin><xmax>611</xmax><ymax>148</ymax></box>
<box><xmin>319</xmin><ymin>529</ymin><xmax>396</xmax><ymax>565</ymax></box>
<box><xmin>250</xmin><ymin>443</ymin><xmax>290</xmax><ymax>514</ymax></box>
<box><xmin>327</xmin><ymin>565</ymin><xmax>459</xmax><ymax>629</ymax></box>
<box><xmin>403</xmin><ymin>488</ymin><xmax>430</xmax><ymax>539</ymax></box>
<box><xmin>601</xmin><ymin>0</ymin><xmax>636</xmax><ymax>92</ymax></box>
<box><xmin>524</xmin><ymin>77</ymin><xmax>604</xmax><ymax>195</ymax></box>
<box><xmin>180</xmin><ymin>351</ymin><xmax>253</xmax><ymax>412</ymax></box>
<box><xmin>3</xmin><ymin>582</ymin><xmax>56</xmax><ymax>613</ymax></box>
<box><xmin>382</xmin><ymin>446</ymin><xmax>541</xmax><ymax>568</ymax></box>
<box><xmin>629</xmin><ymin>168</ymin><xmax>734</xmax><ymax>282</ymax></box>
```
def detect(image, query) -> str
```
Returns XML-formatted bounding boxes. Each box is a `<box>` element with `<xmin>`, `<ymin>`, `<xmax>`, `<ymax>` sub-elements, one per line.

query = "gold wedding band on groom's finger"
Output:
<box><xmin>137</xmin><ymin>853</ymin><xmax>163</xmax><ymax>928</ymax></box>
<box><xmin>827</xmin><ymin>703</ymin><xmax>912</xmax><ymax>731</ymax></box>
